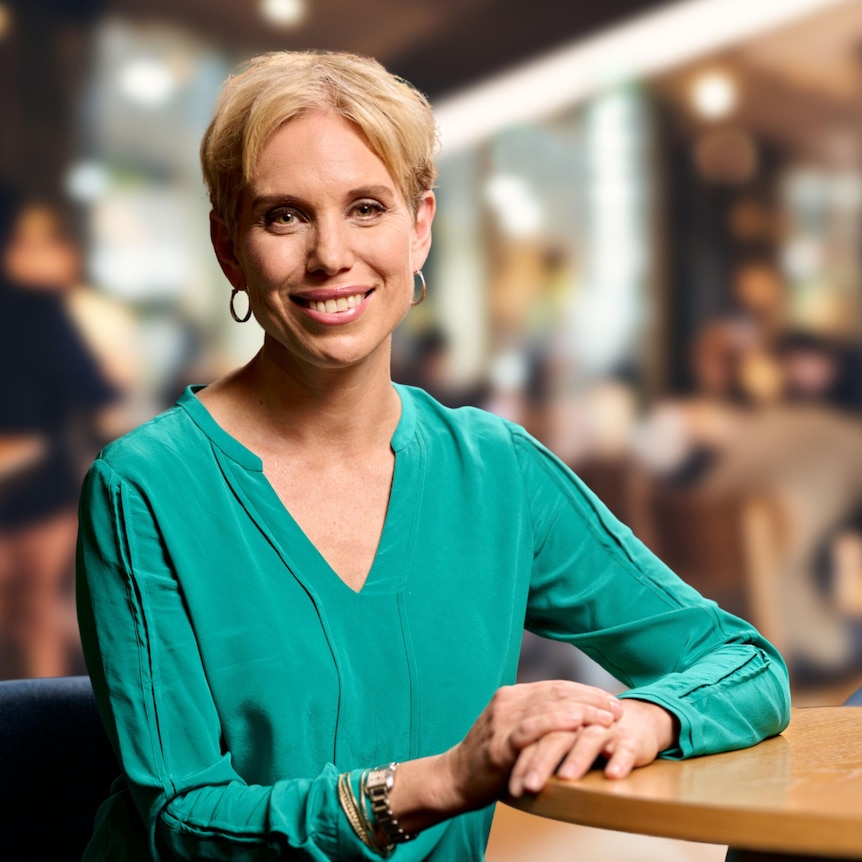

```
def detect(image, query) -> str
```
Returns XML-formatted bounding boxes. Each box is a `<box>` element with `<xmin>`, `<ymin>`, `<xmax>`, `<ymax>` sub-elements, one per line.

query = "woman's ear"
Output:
<box><xmin>210</xmin><ymin>212</ymin><xmax>245</xmax><ymax>290</ymax></box>
<box><xmin>411</xmin><ymin>191</ymin><xmax>436</xmax><ymax>271</ymax></box>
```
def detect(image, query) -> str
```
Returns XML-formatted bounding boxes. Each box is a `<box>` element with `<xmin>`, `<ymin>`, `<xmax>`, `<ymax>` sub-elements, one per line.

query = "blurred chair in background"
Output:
<box><xmin>696</xmin><ymin>403</ymin><xmax>862</xmax><ymax>686</ymax></box>
<box><xmin>627</xmin><ymin>476</ymin><xmax>786</xmax><ymax>649</ymax></box>
<box><xmin>0</xmin><ymin>675</ymin><xmax>119</xmax><ymax>859</ymax></box>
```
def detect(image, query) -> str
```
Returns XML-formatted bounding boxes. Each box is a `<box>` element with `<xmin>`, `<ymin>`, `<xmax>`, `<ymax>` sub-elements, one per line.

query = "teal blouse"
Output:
<box><xmin>76</xmin><ymin>384</ymin><xmax>790</xmax><ymax>861</ymax></box>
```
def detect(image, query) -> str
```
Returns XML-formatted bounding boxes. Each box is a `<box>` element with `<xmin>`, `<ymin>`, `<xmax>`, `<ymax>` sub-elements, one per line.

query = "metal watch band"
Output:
<box><xmin>365</xmin><ymin>762</ymin><xmax>416</xmax><ymax>847</ymax></box>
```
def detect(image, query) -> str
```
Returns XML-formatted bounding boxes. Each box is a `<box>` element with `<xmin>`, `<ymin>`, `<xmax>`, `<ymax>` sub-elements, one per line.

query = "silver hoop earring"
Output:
<box><xmin>230</xmin><ymin>288</ymin><xmax>252</xmax><ymax>323</ymax></box>
<box><xmin>411</xmin><ymin>271</ymin><xmax>426</xmax><ymax>306</ymax></box>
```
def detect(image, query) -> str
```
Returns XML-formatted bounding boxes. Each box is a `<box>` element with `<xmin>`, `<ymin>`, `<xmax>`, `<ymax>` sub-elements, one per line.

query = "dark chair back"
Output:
<box><xmin>0</xmin><ymin>675</ymin><xmax>119</xmax><ymax>860</ymax></box>
<box><xmin>631</xmin><ymin>484</ymin><xmax>759</xmax><ymax>621</ymax></box>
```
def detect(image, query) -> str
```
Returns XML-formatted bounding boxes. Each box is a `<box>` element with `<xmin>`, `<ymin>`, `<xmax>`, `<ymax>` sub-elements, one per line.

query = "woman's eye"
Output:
<box><xmin>354</xmin><ymin>201</ymin><xmax>385</xmax><ymax>219</ymax></box>
<box><xmin>265</xmin><ymin>208</ymin><xmax>299</xmax><ymax>228</ymax></box>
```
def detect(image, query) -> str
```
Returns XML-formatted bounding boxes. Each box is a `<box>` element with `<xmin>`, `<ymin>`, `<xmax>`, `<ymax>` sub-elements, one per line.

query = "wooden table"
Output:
<box><xmin>508</xmin><ymin>707</ymin><xmax>862</xmax><ymax>860</ymax></box>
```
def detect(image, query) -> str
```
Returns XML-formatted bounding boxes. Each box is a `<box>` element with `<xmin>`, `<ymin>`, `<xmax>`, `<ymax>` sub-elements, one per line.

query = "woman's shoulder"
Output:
<box><xmin>397</xmin><ymin>383</ymin><xmax>523</xmax><ymax>445</ymax></box>
<box><xmin>95</xmin><ymin>391</ymin><xmax>206</xmax><ymax>478</ymax></box>
<box><xmin>396</xmin><ymin>384</ymin><xmax>563</xmax><ymax>481</ymax></box>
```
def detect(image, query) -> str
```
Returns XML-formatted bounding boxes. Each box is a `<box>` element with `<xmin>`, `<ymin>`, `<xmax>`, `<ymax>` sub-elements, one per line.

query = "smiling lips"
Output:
<box><xmin>292</xmin><ymin>289</ymin><xmax>373</xmax><ymax>319</ymax></box>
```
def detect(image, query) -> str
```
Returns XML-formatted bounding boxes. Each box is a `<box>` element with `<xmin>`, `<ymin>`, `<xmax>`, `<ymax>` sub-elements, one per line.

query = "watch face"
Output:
<box><xmin>367</xmin><ymin>767</ymin><xmax>394</xmax><ymax>806</ymax></box>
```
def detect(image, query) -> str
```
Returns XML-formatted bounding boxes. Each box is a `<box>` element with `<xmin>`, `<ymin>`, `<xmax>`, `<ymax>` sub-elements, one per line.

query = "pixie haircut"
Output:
<box><xmin>200</xmin><ymin>51</ymin><xmax>439</xmax><ymax>233</ymax></box>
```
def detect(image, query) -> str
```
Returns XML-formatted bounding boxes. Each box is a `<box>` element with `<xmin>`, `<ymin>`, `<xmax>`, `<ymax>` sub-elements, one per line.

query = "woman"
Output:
<box><xmin>76</xmin><ymin>51</ymin><xmax>791</xmax><ymax>861</ymax></box>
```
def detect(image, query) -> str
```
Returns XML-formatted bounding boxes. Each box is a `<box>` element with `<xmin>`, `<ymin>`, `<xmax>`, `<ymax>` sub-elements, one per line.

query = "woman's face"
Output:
<box><xmin>212</xmin><ymin>109</ymin><xmax>435</xmax><ymax>376</ymax></box>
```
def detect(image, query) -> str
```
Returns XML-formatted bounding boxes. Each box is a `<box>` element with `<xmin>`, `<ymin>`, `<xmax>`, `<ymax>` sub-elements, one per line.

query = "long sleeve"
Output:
<box><xmin>76</xmin><ymin>457</ymin><xmax>451</xmax><ymax>861</ymax></box>
<box><xmin>513</xmin><ymin>427</ymin><xmax>791</xmax><ymax>758</ymax></box>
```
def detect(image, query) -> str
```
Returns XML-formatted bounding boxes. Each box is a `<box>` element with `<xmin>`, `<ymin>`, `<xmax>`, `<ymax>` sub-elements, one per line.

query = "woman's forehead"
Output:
<box><xmin>249</xmin><ymin>112</ymin><xmax>399</xmax><ymax>197</ymax></box>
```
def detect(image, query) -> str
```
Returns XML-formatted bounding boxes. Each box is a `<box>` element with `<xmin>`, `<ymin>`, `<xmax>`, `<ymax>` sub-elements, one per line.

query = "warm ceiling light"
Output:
<box><xmin>260</xmin><ymin>0</ymin><xmax>306</xmax><ymax>27</ymax></box>
<box><xmin>434</xmin><ymin>0</ymin><xmax>846</xmax><ymax>156</ymax></box>
<box><xmin>691</xmin><ymin>71</ymin><xmax>738</xmax><ymax>119</ymax></box>
<box><xmin>0</xmin><ymin>4</ymin><xmax>12</xmax><ymax>39</ymax></box>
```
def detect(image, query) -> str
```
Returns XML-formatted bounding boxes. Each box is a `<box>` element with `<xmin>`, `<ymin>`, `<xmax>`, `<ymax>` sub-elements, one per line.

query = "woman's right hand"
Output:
<box><xmin>438</xmin><ymin>680</ymin><xmax>623</xmax><ymax>812</ymax></box>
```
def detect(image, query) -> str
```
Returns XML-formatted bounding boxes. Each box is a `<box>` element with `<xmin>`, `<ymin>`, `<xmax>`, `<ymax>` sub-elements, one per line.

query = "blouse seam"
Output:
<box><xmin>504</xmin><ymin>423</ymin><xmax>556</xmax><ymax>559</ymax></box>
<box><xmin>112</xmin><ymin>470</ymin><xmax>178</xmax><ymax>799</ymax></box>
<box><xmin>396</xmin><ymin>429</ymin><xmax>426</xmax><ymax>758</ymax></box>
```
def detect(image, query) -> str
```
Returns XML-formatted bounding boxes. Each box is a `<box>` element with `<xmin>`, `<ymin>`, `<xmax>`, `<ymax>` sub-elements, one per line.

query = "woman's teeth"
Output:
<box><xmin>307</xmin><ymin>294</ymin><xmax>363</xmax><ymax>313</ymax></box>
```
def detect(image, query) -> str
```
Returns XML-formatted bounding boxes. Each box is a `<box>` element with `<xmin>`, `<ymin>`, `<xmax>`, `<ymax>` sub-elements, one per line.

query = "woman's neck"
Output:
<box><xmin>199</xmin><ymin>342</ymin><xmax>402</xmax><ymax>457</ymax></box>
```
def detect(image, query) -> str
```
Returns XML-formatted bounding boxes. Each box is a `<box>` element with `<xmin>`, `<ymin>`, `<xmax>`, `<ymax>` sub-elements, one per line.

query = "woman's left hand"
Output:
<box><xmin>507</xmin><ymin>698</ymin><xmax>679</xmax><ymax>797</ymax></box>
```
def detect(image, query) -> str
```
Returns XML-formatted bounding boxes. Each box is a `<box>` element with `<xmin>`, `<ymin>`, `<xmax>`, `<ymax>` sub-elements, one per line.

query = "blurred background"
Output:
<box><xmin>2</xmin><ymin>0</ymin><xmax>862</xmax><ymax>856</ymax></box>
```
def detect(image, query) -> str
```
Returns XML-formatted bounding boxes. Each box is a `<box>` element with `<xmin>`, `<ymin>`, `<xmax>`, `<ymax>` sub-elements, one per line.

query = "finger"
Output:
<box><xmin>603</xmin><ymin>736</ymin><xmax>640</xmax><ymax>779</ymax></box>
<box><xmin>507</xmin><ymin>740</ymin><xmax>538</xmax><ymax>798</ymax></box>
<box><xmin>554</xmin><ymin>723</ymin><xmax>615</xmax><ymax>781</ymax></box>
<box><xmin>507</xmin><ymin>704</ymin><xmax>617</xmax><ymax>753</ymax></box>
<box><xmin>485</xmin><ymin>683</ymin><xmax>605</xmax><ymax>730</ymax></box>
<box><xmin>508</xmin><ymin>731</ymin><xmax>577</xmax><ymax>797</ymax></box>
<box><xmin>532</xmin><ymin>680</ymin><xmax>623</xmax><ymax>719</ymax></box>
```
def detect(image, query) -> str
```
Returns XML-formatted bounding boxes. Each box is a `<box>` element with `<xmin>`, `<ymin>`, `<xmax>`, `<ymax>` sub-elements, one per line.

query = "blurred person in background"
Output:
<box><xmin>634</xmin><ymin>313</ymin><xmax>862</xmax><ymax>684</ymax></box>
<box><xmin>694</xmin><ymin>374</ymin><xmax>862</xmax><ymax>682</ymax></box>
<box><xmin>774</xmin><ymin>328</ymin><xmax>862</xmax><ymax>414</ymax></box>
<box><xmin>775</xmin><ymin>329</ymin><xmax>842</xmax><ymax>406</ymax></box>
<box><xmin>0</xmin><ymin>184</ymin><xmax>120</xmax><ymax>679</ymax></box>
<box><xmin>731</xmin><ymin>257</ymin><xmax>787</xmax><ymax>343</ymax></box>
<box><xmin>766</xmin><ymin>327</ymin><xmax>862</xmax><ymax>672</ymax></box>
<box><xmin>631</xmin><ymin>315</ymin><xmax>767</xmax><ymax>486</ymax></box>
<box><xmin>76</xmin><ymin>51</ymin><xmax>789</xmax><ymax>861</ymax></box>
<box><xmin>6</xmin><ymin>198</ymin><xmax>143</xmax><ymax>409</ymax></box>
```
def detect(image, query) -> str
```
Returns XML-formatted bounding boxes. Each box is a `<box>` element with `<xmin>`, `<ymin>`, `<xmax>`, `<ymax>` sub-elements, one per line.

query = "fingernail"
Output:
<box><xmin>524</xmin><ymin>771</ymin><xmax>541</xmax><ymax>792</ymax></box>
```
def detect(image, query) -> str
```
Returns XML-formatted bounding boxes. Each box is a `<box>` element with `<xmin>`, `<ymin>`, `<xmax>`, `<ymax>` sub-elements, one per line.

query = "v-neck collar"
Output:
<box><xmin>178</xmin><ymin>383</ymin><xmax>417</xmax><ymax>462</ymax></box>
<box><xmin>177</xmin><ymin>383</ymin><xmax>422</xmax><ymax>597</ymax></box>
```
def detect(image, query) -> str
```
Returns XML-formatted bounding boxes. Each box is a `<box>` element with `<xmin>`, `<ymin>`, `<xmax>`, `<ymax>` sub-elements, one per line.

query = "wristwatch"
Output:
<box><xmin>365</xmin><ymin>762</ymin><xmax>416</xmax><ymax>848</ymax></box>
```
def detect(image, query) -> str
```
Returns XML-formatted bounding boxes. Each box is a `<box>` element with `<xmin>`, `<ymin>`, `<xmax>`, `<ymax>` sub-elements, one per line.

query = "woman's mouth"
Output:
<box><xmin>293</xmin><ymin>290</ymin><xmax>372</xmax><ymax>314</ymax></box>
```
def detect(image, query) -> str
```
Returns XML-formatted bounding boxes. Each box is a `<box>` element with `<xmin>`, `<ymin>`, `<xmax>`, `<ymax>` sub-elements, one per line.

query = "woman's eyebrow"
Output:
<box><xmin>249</xmin><ymin>193</ymin><xmax>305</xmax><ymax>210</ymax></box>
<box><xmin>250</xmin><ymin>185</ymin><xmax>397</xmax><ymax>210</ymax></box>
<box><xmin>346</xmin><ymin>184</ymin><xmax>397</xmax><ymax>200</ymax></box>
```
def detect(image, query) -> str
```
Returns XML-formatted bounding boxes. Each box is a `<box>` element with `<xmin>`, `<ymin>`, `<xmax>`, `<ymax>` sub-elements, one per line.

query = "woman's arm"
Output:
<box><xmin>511</xmin><ymin>426</ymin><xmax>791</xmax><ymax>760</ymax></box>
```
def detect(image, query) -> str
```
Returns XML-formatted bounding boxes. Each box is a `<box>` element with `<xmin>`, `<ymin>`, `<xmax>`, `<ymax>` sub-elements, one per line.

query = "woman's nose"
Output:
<box><xmin>306</xmin><ymin>217</ymin><xmax>353</xmax><ymax>275</ymax></box>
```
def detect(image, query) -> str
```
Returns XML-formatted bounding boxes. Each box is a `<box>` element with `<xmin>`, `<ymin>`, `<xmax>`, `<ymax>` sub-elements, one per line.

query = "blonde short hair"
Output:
<box><xmin>200</xmin><ymin>51</ymin><xmax>439</xmax><ymax>233</ymax></box>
